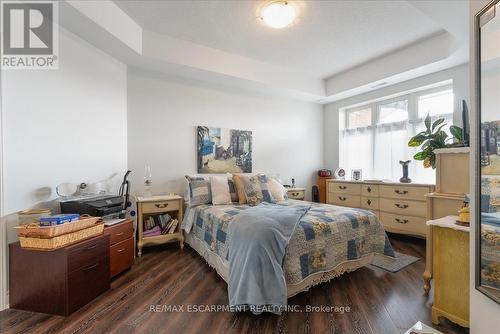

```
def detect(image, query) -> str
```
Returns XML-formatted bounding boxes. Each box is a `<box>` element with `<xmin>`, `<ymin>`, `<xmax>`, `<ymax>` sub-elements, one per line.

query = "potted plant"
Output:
<box><xmin>408</xmin><ymin>114</ymin><xmax>464</xmax><ymax>169</ymax></box>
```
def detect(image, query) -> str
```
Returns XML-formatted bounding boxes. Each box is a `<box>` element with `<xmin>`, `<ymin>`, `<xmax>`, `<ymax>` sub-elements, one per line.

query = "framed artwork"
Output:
<box><xmin>352</xmin><ymin>169</ymin><xmax>362</xmax><ymax>181</ymax></box>
<box><xmin>197</xmin><ymin>126</ymin><xmax>252</xmax><ymax>173</ymax></box>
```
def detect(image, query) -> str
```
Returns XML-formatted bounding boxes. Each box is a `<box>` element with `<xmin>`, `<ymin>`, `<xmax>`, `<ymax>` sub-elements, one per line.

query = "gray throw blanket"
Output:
<box><xmin>228</xmin><ymin>203</ymin><xmax>310</xmax><ymax>315</ymax></box>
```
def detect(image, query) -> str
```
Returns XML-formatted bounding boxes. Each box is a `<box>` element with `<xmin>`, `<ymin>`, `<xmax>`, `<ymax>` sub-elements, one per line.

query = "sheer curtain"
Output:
<box><xmin>339</xmin><ymin>87</ymin><xmax>454</xmax><ymax>184</ymax></box>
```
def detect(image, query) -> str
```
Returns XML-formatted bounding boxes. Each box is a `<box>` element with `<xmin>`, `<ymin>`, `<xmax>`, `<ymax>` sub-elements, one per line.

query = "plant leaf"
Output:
<box><xmin>431</xmin><ymin>118</ymin><xmax>445</xmax><ymax>131</ymax></box>
<box><xmin>450</xmin><ymin>125</ymin><xmax>463</xmax><ymax>141</ymax></box>
<box><xmin>424</xmin><ymin>114</ymin><xmax>431</xmax><ymax>132</ymax></box>
<box><xmin>408</xmin><ymin>134</ymin><xmax>426</xmax><ymax>147</ymax></box>
<box><xmin>413</xmin><ymin>151</ymin><xmax>427</xmax><ymax>160</ymax></box>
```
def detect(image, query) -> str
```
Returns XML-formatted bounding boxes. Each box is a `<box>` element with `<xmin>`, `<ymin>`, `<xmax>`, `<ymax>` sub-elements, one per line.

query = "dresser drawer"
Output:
<box><xmin>104</xmin><ymin>220</ymin><xmax>134</xmax><ymax>245</ymax></box>
<box><xmin>110</xmin><ymin>237</ymin><xmax>134</xmax><ymax>277</ymax></box>
<box><xmin>361</xmin><ymin>196</ymin><xmax>379</xmax><ymax>210</ymax></box>
<box><xmin>67</xmin><ymin>236</ymin><xmax>108</xmax><ymax>273</ymax></box>
<box><xmin>141</xmin><ymin>200</ymin><xmax>180</xmax><ymax>214</ymax></box>
<box><xmin>379</xmin><ymin>212</ymin><xmax>427</xmax><ymax>237</ymax></box>
<box><xmin>67</xmin><ymin>257</ymin><xmax>109</xmax><ymax>314</ymax></box>
<box><xmin>362</xmin><ymin>184</ymin><xmax>379</xmax><ymax>197</ymax></box>
<box><xmin>328</xmin><ymin>182</ymin><xmax>361</xmax><ymax>195</ymax></box>
<box><xmin>379</xmin><ymin>198</ymin><xmax>427</xmax><ymax>217</ymax></box>
<box><xmin>288</xmin><ymin>189</ymin><xmax>305</xmax><ymax>200</ymax></box>
<box><xmin>329</xmin><ymin>193</ymin><xmax>361</xmax><ymax>207</ymax></box>
<box><xmin>379</xmin><ymin>185</ymin><xmax>430</xmax><ymax>201</ymax></box>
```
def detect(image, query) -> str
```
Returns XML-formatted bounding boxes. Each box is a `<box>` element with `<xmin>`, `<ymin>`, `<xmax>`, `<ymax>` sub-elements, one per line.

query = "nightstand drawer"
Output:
<box><xmin>361</xmin><ymin>196</ymin><xmax>379</xmax><ymax>210</ymax></box>
<box><xmin>379</xmin><ymin>185</ymin><xmax>429</xmax><ymax>201</ymax></box>
<box><xmin>329</xmin><ymin>193</ymin><xmax>361</xmax><ymax>207</ymax></box>
<box><xmin>328</xmin><ymin>182</ymin><xmax>361</xmax><ymax>195</ymax></box>
<box><xmin>362</xmin><ymin>184</ymin><xmax>379</xmax><ymax>197</ymax></box>
<box><xmin>288</xmin><ymin>189</ymin><xmax>305</xmax><ymax>200</ymax></box>
<box><xmin>379</xmin><ymin>198</ymin><xmax>427</xmax><ymax>217</ymax></box>
<box><xmin>141</xmin><ymin>200</ymin><xmax>180</xmax><ymax>213</ymax></box>
<box><xmin>379</xmin><ymin>212</ymin><xmax>426</xmax><ymax>236</ymax></box>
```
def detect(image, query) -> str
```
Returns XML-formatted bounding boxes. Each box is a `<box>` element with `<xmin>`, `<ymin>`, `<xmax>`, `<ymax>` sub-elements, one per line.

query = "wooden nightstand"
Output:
<box><xmin>287</xmin><ymin>187</ymin><xmax>306</xmax><ymax>200</ymax></box>
<box><xmin>136</xmin><ymin>195</ymin><xmax>184</xmax><ymax>257</ymax></box>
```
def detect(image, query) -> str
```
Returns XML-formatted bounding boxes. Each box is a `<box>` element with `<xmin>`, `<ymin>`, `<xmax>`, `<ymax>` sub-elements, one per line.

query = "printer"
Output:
<box><xmin>60</xmin><ymin>195</ymin><xmax>124</xmax><ymax>218</ymax></box>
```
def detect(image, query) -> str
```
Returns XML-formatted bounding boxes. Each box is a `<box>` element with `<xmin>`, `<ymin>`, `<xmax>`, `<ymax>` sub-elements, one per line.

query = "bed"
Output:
<box><xmin>182</xmin><ymin>199</ymin><xmax>395</xmax><ymax>298</ymax></box>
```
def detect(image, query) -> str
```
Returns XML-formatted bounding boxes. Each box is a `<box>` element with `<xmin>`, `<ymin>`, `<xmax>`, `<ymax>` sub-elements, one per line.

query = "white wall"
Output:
<box><xmin>127</xmin><ymin>69</ymin><xmax>323</xmax><ymax>200</ymax></box>
<box><xmin>1</xmin><ymin>27</ymin><xmax>128</xmax><ymax>215</ymax></box>
<box><xmin>469</xmin><ymin>1</ymin><xmax>500</xmax><ymax>332</ymax></box>
<box><xmin>323</xmin><ymin>63</ymin><xmax>469</xmax><ymax>171</ymax></box>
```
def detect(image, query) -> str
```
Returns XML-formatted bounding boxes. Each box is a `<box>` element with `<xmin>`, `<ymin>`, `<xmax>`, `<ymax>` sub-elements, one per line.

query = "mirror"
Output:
<box><xmin>476</xmin><ymin>0</ymin><xmax>500</xmax><ymax>303</ymax></box>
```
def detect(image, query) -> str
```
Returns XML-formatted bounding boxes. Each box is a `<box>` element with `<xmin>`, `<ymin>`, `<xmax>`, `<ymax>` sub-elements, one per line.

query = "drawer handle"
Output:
<box><xmin>338</xmin><ymin>196</ymin><xmax>347</xmax><ymax>201</ymax></box>
<box><xmin>367</xmin><ymin>187</ymin><xmax>372</xmax><ymax>193</ymax></box>
<box><xmin>115</xmin><ymin>232</ymin><xmax>124</xmax><ymax>236</ymax></box>
<box><xmin>395</xmin><ymin>203</ymin><xmax>409</xmax><ymax>209</ymax></box>
<box><xmin>83</xmin><ymin>244</ymin><xmax>97</xmax><ymax>251</ymax></box>
<box><xmin>394</xmin><ymin>190</ymin><xmax>408</xmax><ymax>195</ymax></box>
<box><xmin>117</xmin><ymin>248</ymin><xmax>125</xmax><ymax>253</ymax></box>
<box><xmin>395</xmin><ymin>218</ymin><xmax>409</xmax><ymax>224</ymax></box>
<box><xmin>338</xmin><ymin>186</ymin><xmax>347</xmax><ymax>190</ymax></box>
<box><xmin>83</xmin><ymin>263</ymin><xmax>99</xmax><ymax>271</ymax></box>
<box><xmin>367</xmin><ymin>199</ymin><xmax>372</xmax><ymax>205</ymax></box>
<box><xmin>155</xmin><ymin>203</ymin><xmax>169</xmax><ymax>208</ymax></box>
<box><xmin>291</xmin><ymin>192</ymin><xmax>299</xmax><ymax>196</ymax></box>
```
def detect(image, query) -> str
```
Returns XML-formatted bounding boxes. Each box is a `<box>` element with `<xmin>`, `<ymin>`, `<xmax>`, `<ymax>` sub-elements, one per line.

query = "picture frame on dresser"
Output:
<box><xmin>474</xmin><ymin>0</ymin><xmax>500</xmax><ymax>304</ymax></box>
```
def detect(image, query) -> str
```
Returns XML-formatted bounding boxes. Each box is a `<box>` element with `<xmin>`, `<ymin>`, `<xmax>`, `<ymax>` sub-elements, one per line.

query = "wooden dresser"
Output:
<box><xmin>423</xmin><ymin>147</ymin><xmax>469</xmax><ymax>293</ymax></box>
<box><xmin>9</xmin><ymin>234</ymin><xmax>110</xmax><ymax>316</ymax></box>
<box><xmin>326</xmin><ymin>180</ymin><xmax>434</xmax><ymax>237</ymax></box>
<box><xmin>428</xmin><ymin>216</ymin><xmax>470</xmax><ymax>328</ymax></box>
<box><xmin>422</xmin><ymin>147</ymin><xmax>470</xmax><ymax>328</ymax></box>
<box><xmin>104</xmin><ymin>220</ymin><xmax>134</xmax><ymax>278</ymax></box>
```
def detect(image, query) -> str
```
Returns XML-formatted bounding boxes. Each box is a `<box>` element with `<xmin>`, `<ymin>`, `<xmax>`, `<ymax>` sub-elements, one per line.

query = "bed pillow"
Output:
<box><xmin>232</xmin><ymin>174</ymin><xmax>248</xmax><ymax>204</ymax></box>
<box><xmin>267</xmin><ymin>177</ymin><xmax>288</xmax><ymax>201</ymax></box>
<box><xmin>242</xmin><ymin>174</ymin><xmax>275</xmax><ymax>206</ymax></box>
<box><xmin>227</xmin><ymin>178</ymin><xmax>239</xmax><ymax>203</ymax></box>
<box><xmin>210</xmin><ymin>175</ymin><xmax>232</xmax><ymax>205</ymax></box>
<box><xmin>185</xmin><ymin>175</ymin><xmax>212</xmax><ymax>207</ymax></box>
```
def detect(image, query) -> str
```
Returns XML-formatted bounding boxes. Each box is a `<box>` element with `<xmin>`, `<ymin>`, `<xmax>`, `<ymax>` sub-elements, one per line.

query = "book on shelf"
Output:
<box><xmin>167</xmin><ymin>219</ymin><xmax>178</xmax><ymax>234</ymax></box>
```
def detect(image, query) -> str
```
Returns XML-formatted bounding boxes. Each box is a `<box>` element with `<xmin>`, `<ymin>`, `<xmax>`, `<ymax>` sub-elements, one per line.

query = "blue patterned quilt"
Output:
<box><xmin>182</xmin><ymin>200</ymin><xmax>394</xmax><ymax>285</ymax></box>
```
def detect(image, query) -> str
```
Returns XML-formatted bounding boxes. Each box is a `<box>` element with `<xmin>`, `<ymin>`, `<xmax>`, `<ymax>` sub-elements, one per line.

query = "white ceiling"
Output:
<box><xmin>115</xmin><ymin>0</ymin><xmax>444</xmax><ymax>79</ymax></box>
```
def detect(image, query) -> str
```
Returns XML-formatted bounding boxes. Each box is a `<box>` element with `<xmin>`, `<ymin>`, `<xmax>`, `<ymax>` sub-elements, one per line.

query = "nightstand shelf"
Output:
<box><xmin>136</xmin><ymin>195</ymin><xmax>184</xmax><ymax>257</ymax></box>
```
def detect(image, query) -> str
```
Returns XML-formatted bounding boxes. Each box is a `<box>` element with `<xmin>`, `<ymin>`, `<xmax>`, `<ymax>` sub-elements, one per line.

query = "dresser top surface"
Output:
<box><xmin>136</xmin><ymin>194</ymin><xmax>183</xmax><ymax>202</ymax></box>
<box><xmin>326</xmin><ymin>179</ymin><xmax>435</xmax><ymax>187</ymax></box>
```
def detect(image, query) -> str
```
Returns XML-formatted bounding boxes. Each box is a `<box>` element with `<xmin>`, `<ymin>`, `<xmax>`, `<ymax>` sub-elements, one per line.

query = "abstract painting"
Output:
<box><xmin>197</xmin><ymin>126</ymin><xmax>252</xmax><ymax>173</ymax></box>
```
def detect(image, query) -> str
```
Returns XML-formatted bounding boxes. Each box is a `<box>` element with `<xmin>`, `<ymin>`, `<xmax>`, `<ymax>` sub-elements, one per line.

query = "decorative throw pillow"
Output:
<box><xmin>242</xmin><ymin>174</ymin><xmax>275</xmax><ymax>206</ymax></box>
<box><xmin>185</xmin><ymin>175</ymin><xmax>212</xmax><ymax>207</ymax></box>
<box><xmin>210</xmin><ymin>175</ymin><xmax>232</xmax><ymax>205</ymax></box>
<box><xmin>267</xmin><ymin>177</ymin><xmax>288</xmax><ymax>201</ymax></box>
<box><xmin>232</xmin><ymin>174</ymin><xmax>248</xmax><ymax>204</ymax></box>
<box><xmin>227</xmin><ymin>178</ymin><xmax>239</xmax><ymax>203</ymax></box>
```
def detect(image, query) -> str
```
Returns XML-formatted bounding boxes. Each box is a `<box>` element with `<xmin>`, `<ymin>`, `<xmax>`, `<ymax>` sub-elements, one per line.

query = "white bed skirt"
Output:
<box><xmin>185</xmin><ymin>233</ymin><xmax>374</xmax><ymax>298</ymax></box>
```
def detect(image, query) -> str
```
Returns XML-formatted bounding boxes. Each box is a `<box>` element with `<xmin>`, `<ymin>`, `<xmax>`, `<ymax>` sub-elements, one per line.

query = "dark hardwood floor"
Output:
<box><xmin>0</xmin><ymin>234</ymin><xmax>469</xmax><ymax>334</ymax></box>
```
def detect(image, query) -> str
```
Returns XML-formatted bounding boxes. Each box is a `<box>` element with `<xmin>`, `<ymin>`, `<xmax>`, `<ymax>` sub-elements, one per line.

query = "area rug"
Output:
<box><xmin>370</xmin><ymin>251</ymin><xmax>420</xmax><ymax>273</ymax></box>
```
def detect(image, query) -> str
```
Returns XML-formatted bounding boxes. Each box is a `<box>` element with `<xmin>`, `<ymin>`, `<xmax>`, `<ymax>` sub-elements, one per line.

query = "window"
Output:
<box><xmin>418</xmin><ymin>89</ymin><xmax>453</xmax><ymax>118</ymax></box>
<box><xmin>347</xmin><ymin>107</ymin><xmax>372</xmax><ymax>128</ymax></box>
<box><xmin>339</xmin><ymin>85</ymin><xmax>454</xmax><ymax>184</ymax></box>
<box><xmin>378</xmin><ymin>99</ymin><xmax>408</xmax><ymax>124</ymax></box>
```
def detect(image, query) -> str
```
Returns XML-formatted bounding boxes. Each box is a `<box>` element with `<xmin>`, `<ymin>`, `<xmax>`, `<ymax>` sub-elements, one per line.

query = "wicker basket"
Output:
<box><xmin>15</xmin><ymin>215</ymin><xmax>101</xmax><ymax>238</ymax></box>
<box><xmin>18</xmin><ymin>223</ymin><xmax>104</xmax><ymax>250</ymax></box>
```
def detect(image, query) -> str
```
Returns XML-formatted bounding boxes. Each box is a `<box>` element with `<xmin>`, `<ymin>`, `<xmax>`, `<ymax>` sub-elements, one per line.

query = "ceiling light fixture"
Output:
<box><xmin>260</xmin><ymin>1</ymin><xmax>297</xmax><ymax>29</ymax></box>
